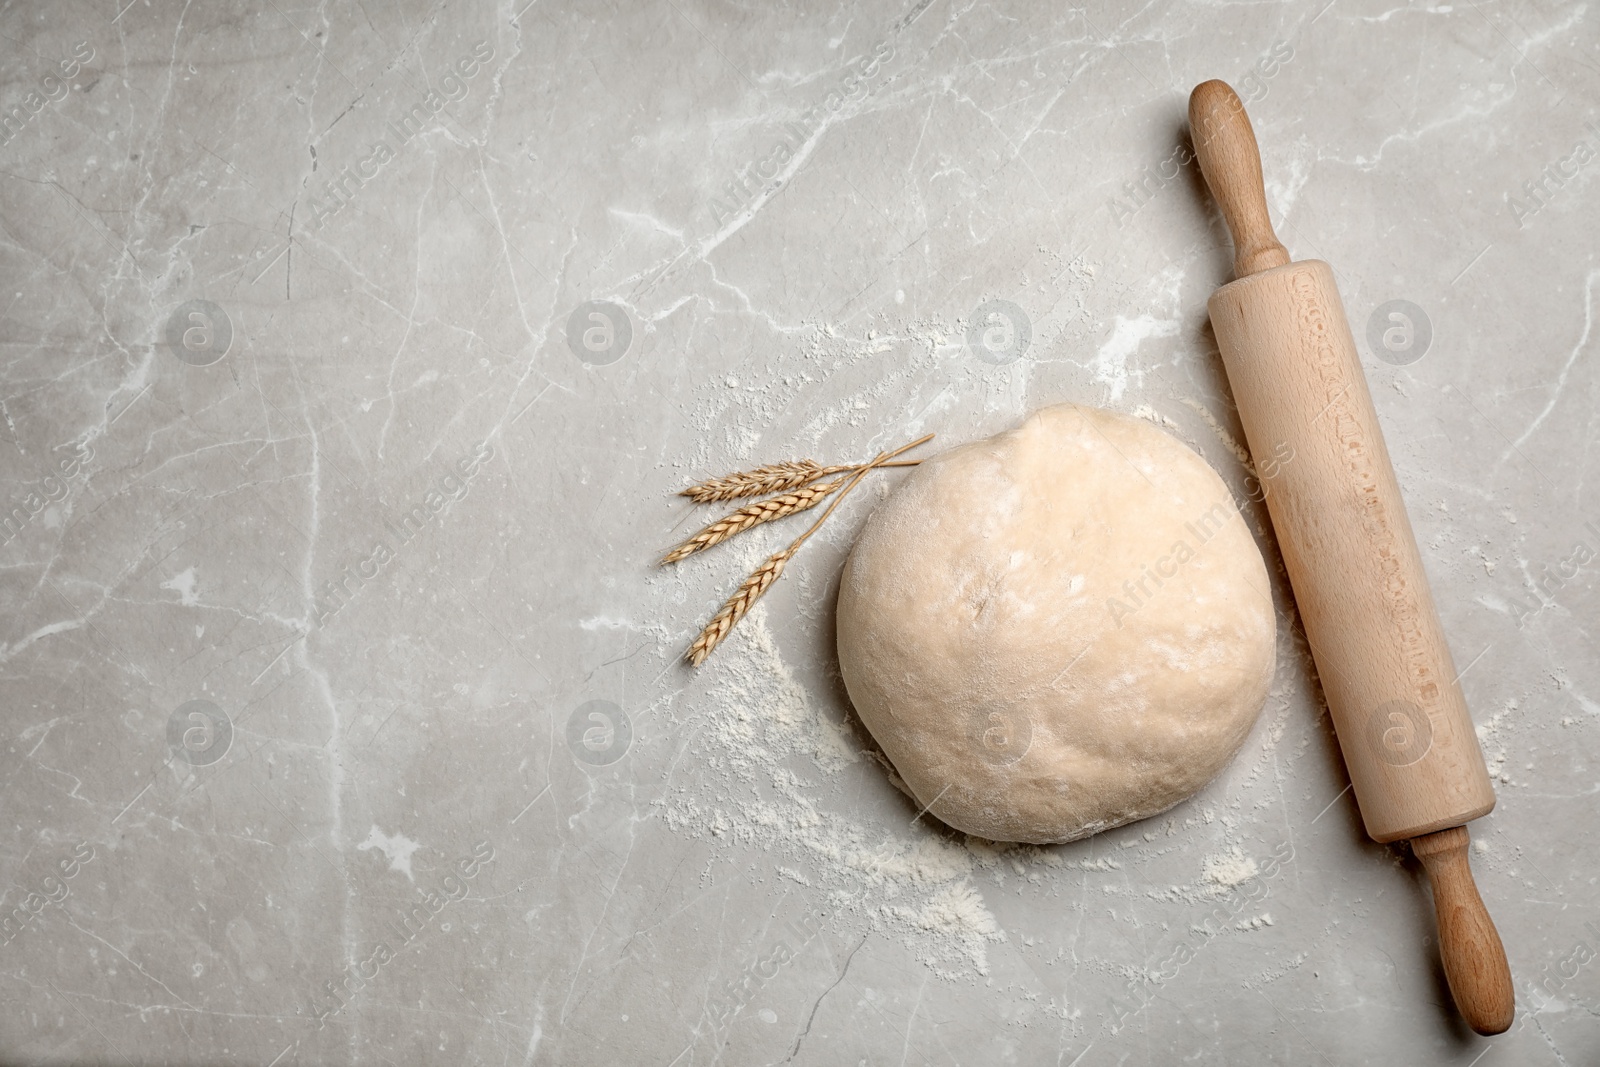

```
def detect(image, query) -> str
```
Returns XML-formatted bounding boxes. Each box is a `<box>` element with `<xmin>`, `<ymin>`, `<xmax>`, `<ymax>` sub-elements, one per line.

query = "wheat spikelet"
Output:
<box><xmin>677</xmin><ymin>431</ymin><xmax>935</xmax><ymax>667</ymax></box>
<box><xmin>686</xmin><ymin>547</ymin><xmax>795</xmax><ymax>665</ymax></box>
<box><xmin>680</xmin><ymin>461</ymin><xmax>846</xmax><ymax>503</ymax></box>
<box><xmin>662</xmin><ymin>479</ymin><xmax>844</xmax><ymax>563</ymax></box>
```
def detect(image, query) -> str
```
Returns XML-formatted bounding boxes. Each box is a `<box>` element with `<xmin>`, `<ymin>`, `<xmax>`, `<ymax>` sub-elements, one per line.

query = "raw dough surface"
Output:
<box><xmin>837</xmin><ymin>403</ymin><xmax>1276</xmax><ymax>844</ymax></box>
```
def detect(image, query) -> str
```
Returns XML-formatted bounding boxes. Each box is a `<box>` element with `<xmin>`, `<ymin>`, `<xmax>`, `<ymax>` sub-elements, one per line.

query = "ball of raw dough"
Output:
<box><xmin>837</xmin><ymin>403</ymin><xmax>1276</xmax><ymax>844</ymax></box>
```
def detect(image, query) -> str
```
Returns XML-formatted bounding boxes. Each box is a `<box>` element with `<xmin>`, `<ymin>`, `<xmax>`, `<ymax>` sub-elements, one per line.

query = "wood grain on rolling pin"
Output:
<box><xmin>1207</xmin><ymin>261</ymin><xmax>1495</xmax><ymax>843</ymax></box>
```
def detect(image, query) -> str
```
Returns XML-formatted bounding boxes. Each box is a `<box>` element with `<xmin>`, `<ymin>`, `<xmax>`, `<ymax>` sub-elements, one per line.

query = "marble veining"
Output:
<box><xmin>1</xmin><ymin>0</ymin><xmax>1596</xmax><ymax>1063</ymax></box>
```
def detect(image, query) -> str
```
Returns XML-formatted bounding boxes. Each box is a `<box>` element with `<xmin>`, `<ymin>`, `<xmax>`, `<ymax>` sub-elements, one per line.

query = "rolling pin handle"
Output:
<box><xmin>1412</xmin><ymin>826</ymin><xmax>1515</xmax><ymax>1035</ymax></box>
<box><xmin>1187</xmin><ymin>80</ymin><xmax>1291</xmax><ymax>278</ymax></box>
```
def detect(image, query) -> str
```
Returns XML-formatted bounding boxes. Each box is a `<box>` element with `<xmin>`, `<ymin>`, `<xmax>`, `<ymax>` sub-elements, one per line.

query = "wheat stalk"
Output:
<box><xmin>680</xmin><ymin>461</ymin><xmax>845</xmax><ymax>503</ymax></box>
<box><xmin>680</xmin><ymin>459</ymin><xmax>921</xmax><ymax>503</ymax></box>
<box><xmin>663</xmin><ymin>478</ymin><xmax>845</xmax><ymax>563</ymax></box>
<box><xmin>685</xmin><ymin>547</ymin><xmax>796</xmax><ymax>666</ymax></box>
<box><xmin>682</xmin><ymin>432</ymin><xmax>934</xmax><ymax>665</ymax></box>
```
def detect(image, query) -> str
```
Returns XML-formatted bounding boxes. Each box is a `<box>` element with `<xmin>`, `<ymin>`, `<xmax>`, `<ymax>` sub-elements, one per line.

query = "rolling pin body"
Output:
<box><xmin>1188</xmin><ymin>78</ymin><xmax>1513</xmax><ymax>1035</ymax></box>
<box><xmin>1208</xmin><ymin>261</ymin><xmax>1495</xmax><ymax>843</ymax></box>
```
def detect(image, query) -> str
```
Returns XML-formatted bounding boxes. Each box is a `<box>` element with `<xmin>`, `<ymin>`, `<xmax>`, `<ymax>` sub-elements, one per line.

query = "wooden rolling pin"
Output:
<box><xmin>1187</xmin><ymin>79</ymin><xmax>1514</xmax><ymax>1036</ymax></box>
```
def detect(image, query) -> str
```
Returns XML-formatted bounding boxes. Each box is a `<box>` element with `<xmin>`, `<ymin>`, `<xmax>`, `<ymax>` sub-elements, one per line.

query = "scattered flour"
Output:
<box><xmin>1475</xmin><ymin>699</ymin><xmax>1516</xmax><ymax>783</ymax></box>
<box><xmin>655</xmin><ymin>590</ymin><xmax>1012</xmax><ymax>978</ymax></box>
<box><xmin>912</xmin><ymin>882</ymin><xmax>1002</xmax><ymax>976</ymax></box>
<box><xmin>1202</xmin><ymin>848</ymin><xmax>1259</xmax><ymax>889</ymax></box>
<box><xmin>1179</xmin><ymin>397</ymin><xmax>1252</xmax><ymax>468</ymax></box>
<box><xmin>1130</xmin><ymin>404</ymin><xmax>1182</xmax><ymax>434</ymax></box>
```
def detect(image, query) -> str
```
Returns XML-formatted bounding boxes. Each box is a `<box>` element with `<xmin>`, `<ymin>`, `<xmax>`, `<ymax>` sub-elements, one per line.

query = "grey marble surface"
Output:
<box><xmin>1</xmin><ymin>0</ymin><xmax>1597</xmax><ymax>1063</ymax></box>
